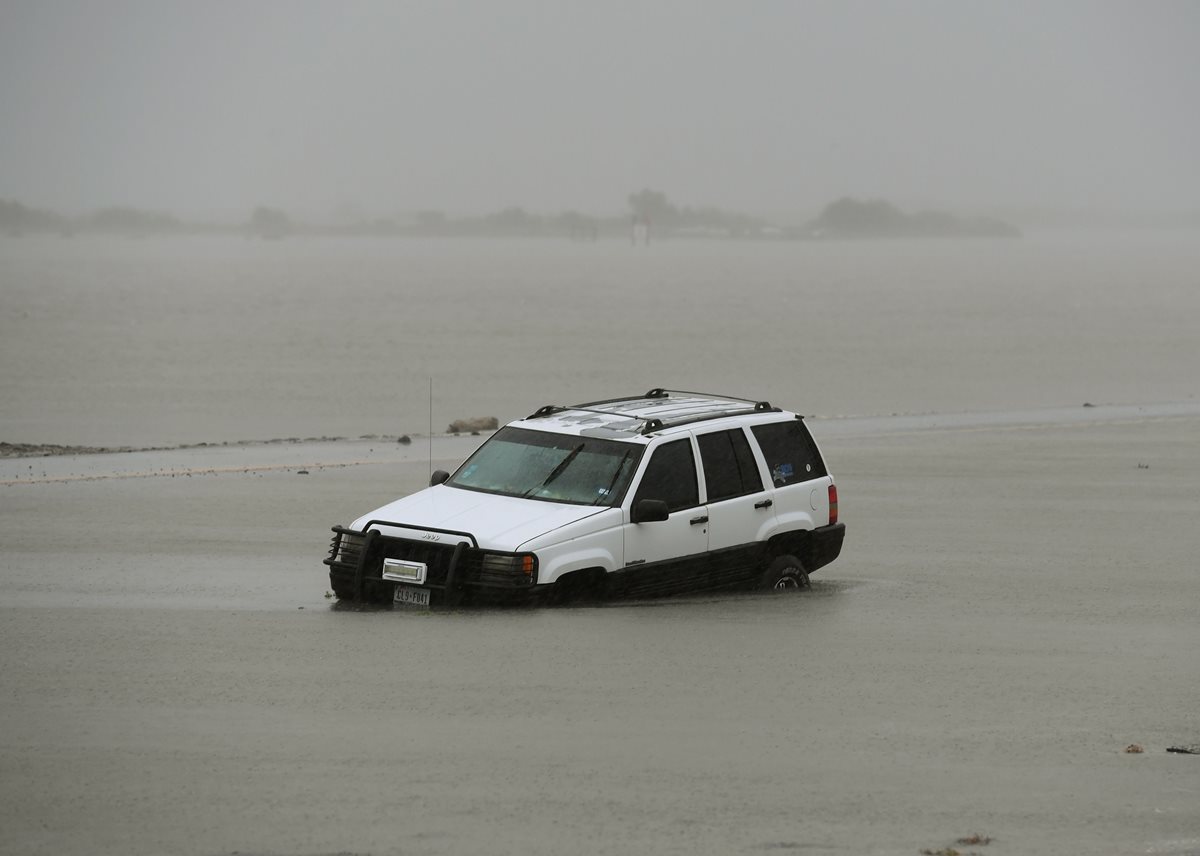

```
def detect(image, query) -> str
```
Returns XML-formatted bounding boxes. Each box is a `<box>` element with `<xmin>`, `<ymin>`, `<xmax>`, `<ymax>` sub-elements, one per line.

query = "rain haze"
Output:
<box><xmin>2</xmin><ymin>4</ymin><xmax>1200</xmax><ymax>856</ymax></box>
<box><xmin>2</xmin><ymin>0</ymin><xmax>1199</xmax><ymax>220</ymax></box>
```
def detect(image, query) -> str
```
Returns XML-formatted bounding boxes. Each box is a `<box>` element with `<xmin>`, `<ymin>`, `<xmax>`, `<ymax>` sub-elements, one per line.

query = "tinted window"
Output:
<box><xmin>751</xmin><ymin>420</ymin><xmax>828</xmax><ymax>485</ymax></box>
<box><xmin>697</xmin><ymin>429</ymin><xmax>764</xmax><ymax>502</ymax></box>
<box><xmin>633</xmin><ymin>439</ymin><xmax>699</xmax><ymax>512</ymax></box>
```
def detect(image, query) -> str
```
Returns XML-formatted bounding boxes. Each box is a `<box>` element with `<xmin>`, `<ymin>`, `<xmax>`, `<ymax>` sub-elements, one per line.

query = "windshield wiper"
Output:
<box><xmin>523</xmin><ymin>443</ymin><xmax>585</xmax><ymax>496</ymax></box>
<box><xmin>594</xmin><ymin>449</ymin><xmax>632</xmax><ymax>505</ymax></box>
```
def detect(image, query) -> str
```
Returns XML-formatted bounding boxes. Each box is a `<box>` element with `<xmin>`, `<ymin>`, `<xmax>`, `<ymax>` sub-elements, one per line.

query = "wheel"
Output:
<box><xmin>760</xmin><ymin>554</ymin><xmax>810</xmax><ymax>592</ymax></box>
<box><xmin>548</xmin><ymin>569</ymin><xmax>606</xmax><ymax>605</ymax></box>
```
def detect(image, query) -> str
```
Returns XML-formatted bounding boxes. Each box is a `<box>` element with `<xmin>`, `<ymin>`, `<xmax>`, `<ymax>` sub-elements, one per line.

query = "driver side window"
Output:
<box><xmin>632</xmin><ymin>439</ymin><xmax>699</xmax><ymax>512</ymax></box>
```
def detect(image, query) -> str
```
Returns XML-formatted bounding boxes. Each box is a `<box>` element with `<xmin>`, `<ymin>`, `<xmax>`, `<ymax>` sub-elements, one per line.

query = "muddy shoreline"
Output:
<box><xmin>0</xmin><ymin>434</ymin><xmax>405</xmax><ymax>459</ymax></box>
<box><xmin>5</xmin><ymin>400</ymin><xmax>1199</xmax><ymax>461</ymax></box>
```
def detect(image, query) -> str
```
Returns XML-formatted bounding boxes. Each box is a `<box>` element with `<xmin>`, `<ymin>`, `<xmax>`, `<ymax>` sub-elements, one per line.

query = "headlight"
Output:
<box><xmin>480</xmin><ymin>552</ymin><xmax>537</xmax><ymax>580</ymax></box>
<box><xmin>334</xmin><ymin>531</ymin><xmax>366</xmax><ymax>565</ymax></box>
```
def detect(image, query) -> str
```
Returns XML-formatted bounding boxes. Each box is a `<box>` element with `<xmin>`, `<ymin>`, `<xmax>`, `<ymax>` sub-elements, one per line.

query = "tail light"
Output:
<box><xmin>828</xmin><ymin>484</ymin><xmax>838</xmax><ymax>525</ymax></box>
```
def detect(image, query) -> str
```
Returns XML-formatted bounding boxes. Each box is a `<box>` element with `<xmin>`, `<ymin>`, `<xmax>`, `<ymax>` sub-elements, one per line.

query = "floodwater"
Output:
<box><xmin>2</xmin><ymin>231</ymin><xmax>1198</xmax><ymax>447</ymax></box>
<box><xmin>2</xmin><ymin>233</ymin><xmax>1199</xmax><ymax>856</ymax></box>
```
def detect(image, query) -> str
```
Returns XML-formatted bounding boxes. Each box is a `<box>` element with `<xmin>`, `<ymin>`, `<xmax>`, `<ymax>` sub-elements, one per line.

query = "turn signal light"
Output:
<box><xmin>828</xmin><ymin>484</ymin><xmax>839</xmax><ymax>525</ymax></box>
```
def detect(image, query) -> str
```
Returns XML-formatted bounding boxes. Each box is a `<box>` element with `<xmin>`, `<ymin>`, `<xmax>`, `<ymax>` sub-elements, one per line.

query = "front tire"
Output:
<box><xmin>760</xmin><ymin>555</ymin><xmax>810</xmax><ymax>592</ymax></box>
<box><xmin>548</xmin><ymin>568</ymin><xmax>606</xmax><ymax>605</ymax></box>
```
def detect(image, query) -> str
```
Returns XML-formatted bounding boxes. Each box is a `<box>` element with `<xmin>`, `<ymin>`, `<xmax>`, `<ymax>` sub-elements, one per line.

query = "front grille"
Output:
<box><xmin>326</xmin><ymin>526</ymin><xmax>535</xmax><ymax>603</ymax></box>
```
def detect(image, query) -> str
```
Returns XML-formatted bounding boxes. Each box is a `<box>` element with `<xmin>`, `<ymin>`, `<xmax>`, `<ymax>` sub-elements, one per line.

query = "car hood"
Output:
<box><xmin>351</xmin><ymin>485</ymin><xmax>609</xmax><ymax>551</ymax></box>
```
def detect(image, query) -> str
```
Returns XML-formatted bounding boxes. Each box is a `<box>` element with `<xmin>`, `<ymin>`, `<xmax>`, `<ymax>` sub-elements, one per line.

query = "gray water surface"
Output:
<box><xmin>3</xmin><ymin>232</ymin><xmax>1197</xmax><ymax>447</ymax></box>
<box><xmin>3</xmin><ymin>233</ymin><xmax>1199</xmax><ymax>856</ymax></box>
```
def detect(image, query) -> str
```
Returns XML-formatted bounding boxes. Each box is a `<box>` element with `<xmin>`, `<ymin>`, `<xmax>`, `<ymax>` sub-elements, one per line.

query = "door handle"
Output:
<box><xmin>754</xmin><ymin>499</ymin><xmax>774</xmax><ymax>510</ymax></box>
<box><xmin>689</xmin><ymin>515</ymin><xmax>709</xmax><ymax>526</ymax></box>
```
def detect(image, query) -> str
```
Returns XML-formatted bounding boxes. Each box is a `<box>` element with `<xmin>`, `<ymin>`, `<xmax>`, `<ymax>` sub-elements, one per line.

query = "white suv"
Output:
<box><xmin>325</xmin><ymin>389</ymin><xmax>844</xmax><ymax>607</ymax></box>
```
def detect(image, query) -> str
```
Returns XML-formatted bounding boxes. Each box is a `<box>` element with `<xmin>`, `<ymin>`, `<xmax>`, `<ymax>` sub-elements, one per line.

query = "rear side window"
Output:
<box><xmin>751</xmin><ymin>420</ymin><xmax>828</xmax><ymax>486</ymax></box>
<box><xmin>697</xmin><ymin>429</ymin><xmax>764</xmax><ymax>502</ymax></box>
<box><xmin>633</xmin><ymin>439</ymin><xmax>699</xmax><ymax>512</ymax></box>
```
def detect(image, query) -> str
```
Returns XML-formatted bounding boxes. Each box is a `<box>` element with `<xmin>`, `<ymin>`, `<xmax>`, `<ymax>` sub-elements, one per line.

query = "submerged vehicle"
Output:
<box><xmin>324</xmin><ymin>389</ymin><xmax>844</xmax><ymax>607</ymax></box>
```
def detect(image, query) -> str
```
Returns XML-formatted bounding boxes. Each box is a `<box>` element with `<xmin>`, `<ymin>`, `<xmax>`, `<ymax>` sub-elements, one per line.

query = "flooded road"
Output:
<box><xmin>3</xmin><ymin>410</ymin><xmax>1198</xmax><ymax>855</ymax></box>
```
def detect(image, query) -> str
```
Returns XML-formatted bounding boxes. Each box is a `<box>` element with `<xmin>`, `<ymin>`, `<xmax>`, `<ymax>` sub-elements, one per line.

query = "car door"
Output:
<box><xmin>617</xmin><ymin>437</ymin><xmax>707</xmax><ymax>598</ymax></box>
<box><xmin>694</xmin><ymin>427</ymin><xmax>776</xmax><ymax>587</ymax></box>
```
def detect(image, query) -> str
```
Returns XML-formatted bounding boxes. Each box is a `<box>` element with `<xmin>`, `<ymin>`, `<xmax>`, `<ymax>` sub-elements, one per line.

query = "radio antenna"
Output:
<box><xmin>428</xmin><ymin>377</ymin><xmax>434</xmax><ymax>480</ymax></box>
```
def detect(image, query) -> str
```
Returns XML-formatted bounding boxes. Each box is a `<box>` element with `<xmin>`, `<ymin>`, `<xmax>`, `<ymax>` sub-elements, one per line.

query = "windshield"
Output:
<box><xmin>448</xmin><ymin>427</ymin><xmax>642</xmax><ymax>506</ymax></box>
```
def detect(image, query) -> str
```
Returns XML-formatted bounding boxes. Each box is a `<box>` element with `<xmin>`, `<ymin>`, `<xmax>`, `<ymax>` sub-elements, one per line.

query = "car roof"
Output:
<box><xmin>508</xmin><ymin>388</ymin><xmax>795</xmax><ymax>441</ymax></box>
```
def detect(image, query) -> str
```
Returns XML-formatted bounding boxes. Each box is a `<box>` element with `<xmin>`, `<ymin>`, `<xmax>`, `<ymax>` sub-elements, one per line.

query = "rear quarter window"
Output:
<box><xmin>751</xmin><ymin>420</ymin><xmax>828</xmax><ymax>486</ymax></box>
<box><xmin>696</xmin><ymin>428</ymin><xmax>765</xmax><ymax>502</ymax></box>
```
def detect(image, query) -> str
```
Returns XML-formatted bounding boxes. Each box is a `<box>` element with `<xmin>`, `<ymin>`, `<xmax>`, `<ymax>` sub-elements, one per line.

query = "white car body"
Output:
<box><xmin>326</xmin><ymin>389</ymin><xmax>845</xmax><ymax>605</ymax></box>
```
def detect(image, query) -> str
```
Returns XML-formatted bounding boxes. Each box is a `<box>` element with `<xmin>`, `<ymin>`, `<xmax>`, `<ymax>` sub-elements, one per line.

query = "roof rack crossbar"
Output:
<box><xmin>526</xmin><ymin>388</ymin><xmax>783</xmax><ymax>433</ymax></box>
<box><xmin>574</xmin><ymin>387</ymin><xmax>768</xmax><ymax>409</ymax></box>
<box><xmin>636</xmin><ymin>404</ymin><xmax>780</xmax><ymax>435</ymax></box>
<box><xmin>644</xmin><ymin>387</ymin><xmax>769</xmax><ymax>406</ymax></box>
<box><xmin>526</xmin><ymin>403</ymin><xmax>659</xmax><ymax>423</ymax></box>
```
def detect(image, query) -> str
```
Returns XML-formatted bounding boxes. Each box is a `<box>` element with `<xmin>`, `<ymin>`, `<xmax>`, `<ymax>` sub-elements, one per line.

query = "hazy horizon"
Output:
<box><xmin>2</xmin><ymin>1</ymin><xmax>1198</xmax><ymax>222</ymax></box>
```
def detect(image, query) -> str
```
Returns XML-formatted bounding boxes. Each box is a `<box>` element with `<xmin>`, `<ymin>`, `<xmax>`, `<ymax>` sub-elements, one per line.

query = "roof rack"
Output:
<box><xmin>525</xmin><ymin>388</ymin><xmax>781</xmax><ymax>435</ymax></box>
<box><xmin>574</xmin><ymin>387</ymin><xmax>762</xmax><ymax>408</ymax></box>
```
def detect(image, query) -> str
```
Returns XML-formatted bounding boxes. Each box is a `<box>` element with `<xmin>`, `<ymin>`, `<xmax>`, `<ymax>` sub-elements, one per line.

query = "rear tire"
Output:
<box><xmin>760</xmin><ymin>555</ymin><xmax>810</xmax><ymax>592</ymax></box>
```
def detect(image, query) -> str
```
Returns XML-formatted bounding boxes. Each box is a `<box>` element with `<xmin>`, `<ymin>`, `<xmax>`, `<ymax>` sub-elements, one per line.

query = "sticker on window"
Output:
<box><xmin>772</xmin><ymin>463</ymin><xmax>795</xmax><ymax>484</ymax></box>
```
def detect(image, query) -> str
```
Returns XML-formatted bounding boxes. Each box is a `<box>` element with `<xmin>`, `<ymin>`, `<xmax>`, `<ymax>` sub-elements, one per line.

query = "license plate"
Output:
<box><xmin>393</xmin><ymin>585</ymin><xmax>431</xmax><ymax>609</ymax></box>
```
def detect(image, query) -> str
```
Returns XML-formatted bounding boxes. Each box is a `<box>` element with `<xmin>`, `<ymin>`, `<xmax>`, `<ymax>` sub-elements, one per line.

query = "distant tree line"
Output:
<box><xmin>1</xmin><ymin>199</ymin><xmax>69</xmax><ymax>235</ymax></box>
<box><xmin>627</xmin><ymin>188</ymin><xmax>773</xmax><ymax>238</ymax></box>
<box><xmin>3</xmin><ymin>193</ymin><xmax>1023</xmax><ymax>241</ymax></box>
<box><xmin>248</xmin><ymin>206</ymin><xmax>292</xmax><ymax>239</ymax></box>
<box><xmin>2</xmin><ymin>198</ymin><xmax>194</xmax><ymax>237</ymax></box>
<box><xmin>801</xmin><ymin>197</ymin><xmax>1020</xmax><ymax>239</ymax></box>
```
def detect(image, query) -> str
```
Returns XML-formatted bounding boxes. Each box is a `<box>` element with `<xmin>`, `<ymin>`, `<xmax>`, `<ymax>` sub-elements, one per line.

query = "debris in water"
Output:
<box><xmin>447</xmin><ymin>416</ymin><xmax>499</xmax><ymax>434</ymax></box>
<box><xmin>1137</xmin><ymin>462</ymin><xmax>1150</xmax><ymax>469</ymax></box>
<box><xmin>1124</xmin><ymin>743</ymin><xmax>1145</xmax><ymax>754</ymax></box>
<box><xmin>921</xmin><ymin>833</ymin><xmax>993</xmax><ymax>855</ymax></box>
<box><xmin>1166</xmin><ymin>744</ymin><xmax>1200</xmax><ymax>754</ymax></box>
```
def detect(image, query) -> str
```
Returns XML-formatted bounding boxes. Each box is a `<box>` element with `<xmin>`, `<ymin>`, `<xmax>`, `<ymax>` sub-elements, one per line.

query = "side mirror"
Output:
<box><xmin>631</xmin><ymin>498</ymin><xmax>669</xmax><ymax>523</ymax></box>
<box><xmin>430</xmin><ymin>469</ymin><xmax>450</xmax><ymax>486</ymax></box>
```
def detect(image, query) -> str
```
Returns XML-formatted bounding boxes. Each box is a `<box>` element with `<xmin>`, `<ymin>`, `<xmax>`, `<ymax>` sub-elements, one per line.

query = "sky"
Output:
<box><xmin>1</xmin><ymin>0</ymin><xmax>1198</xmax><ymax>221</ymax></box>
